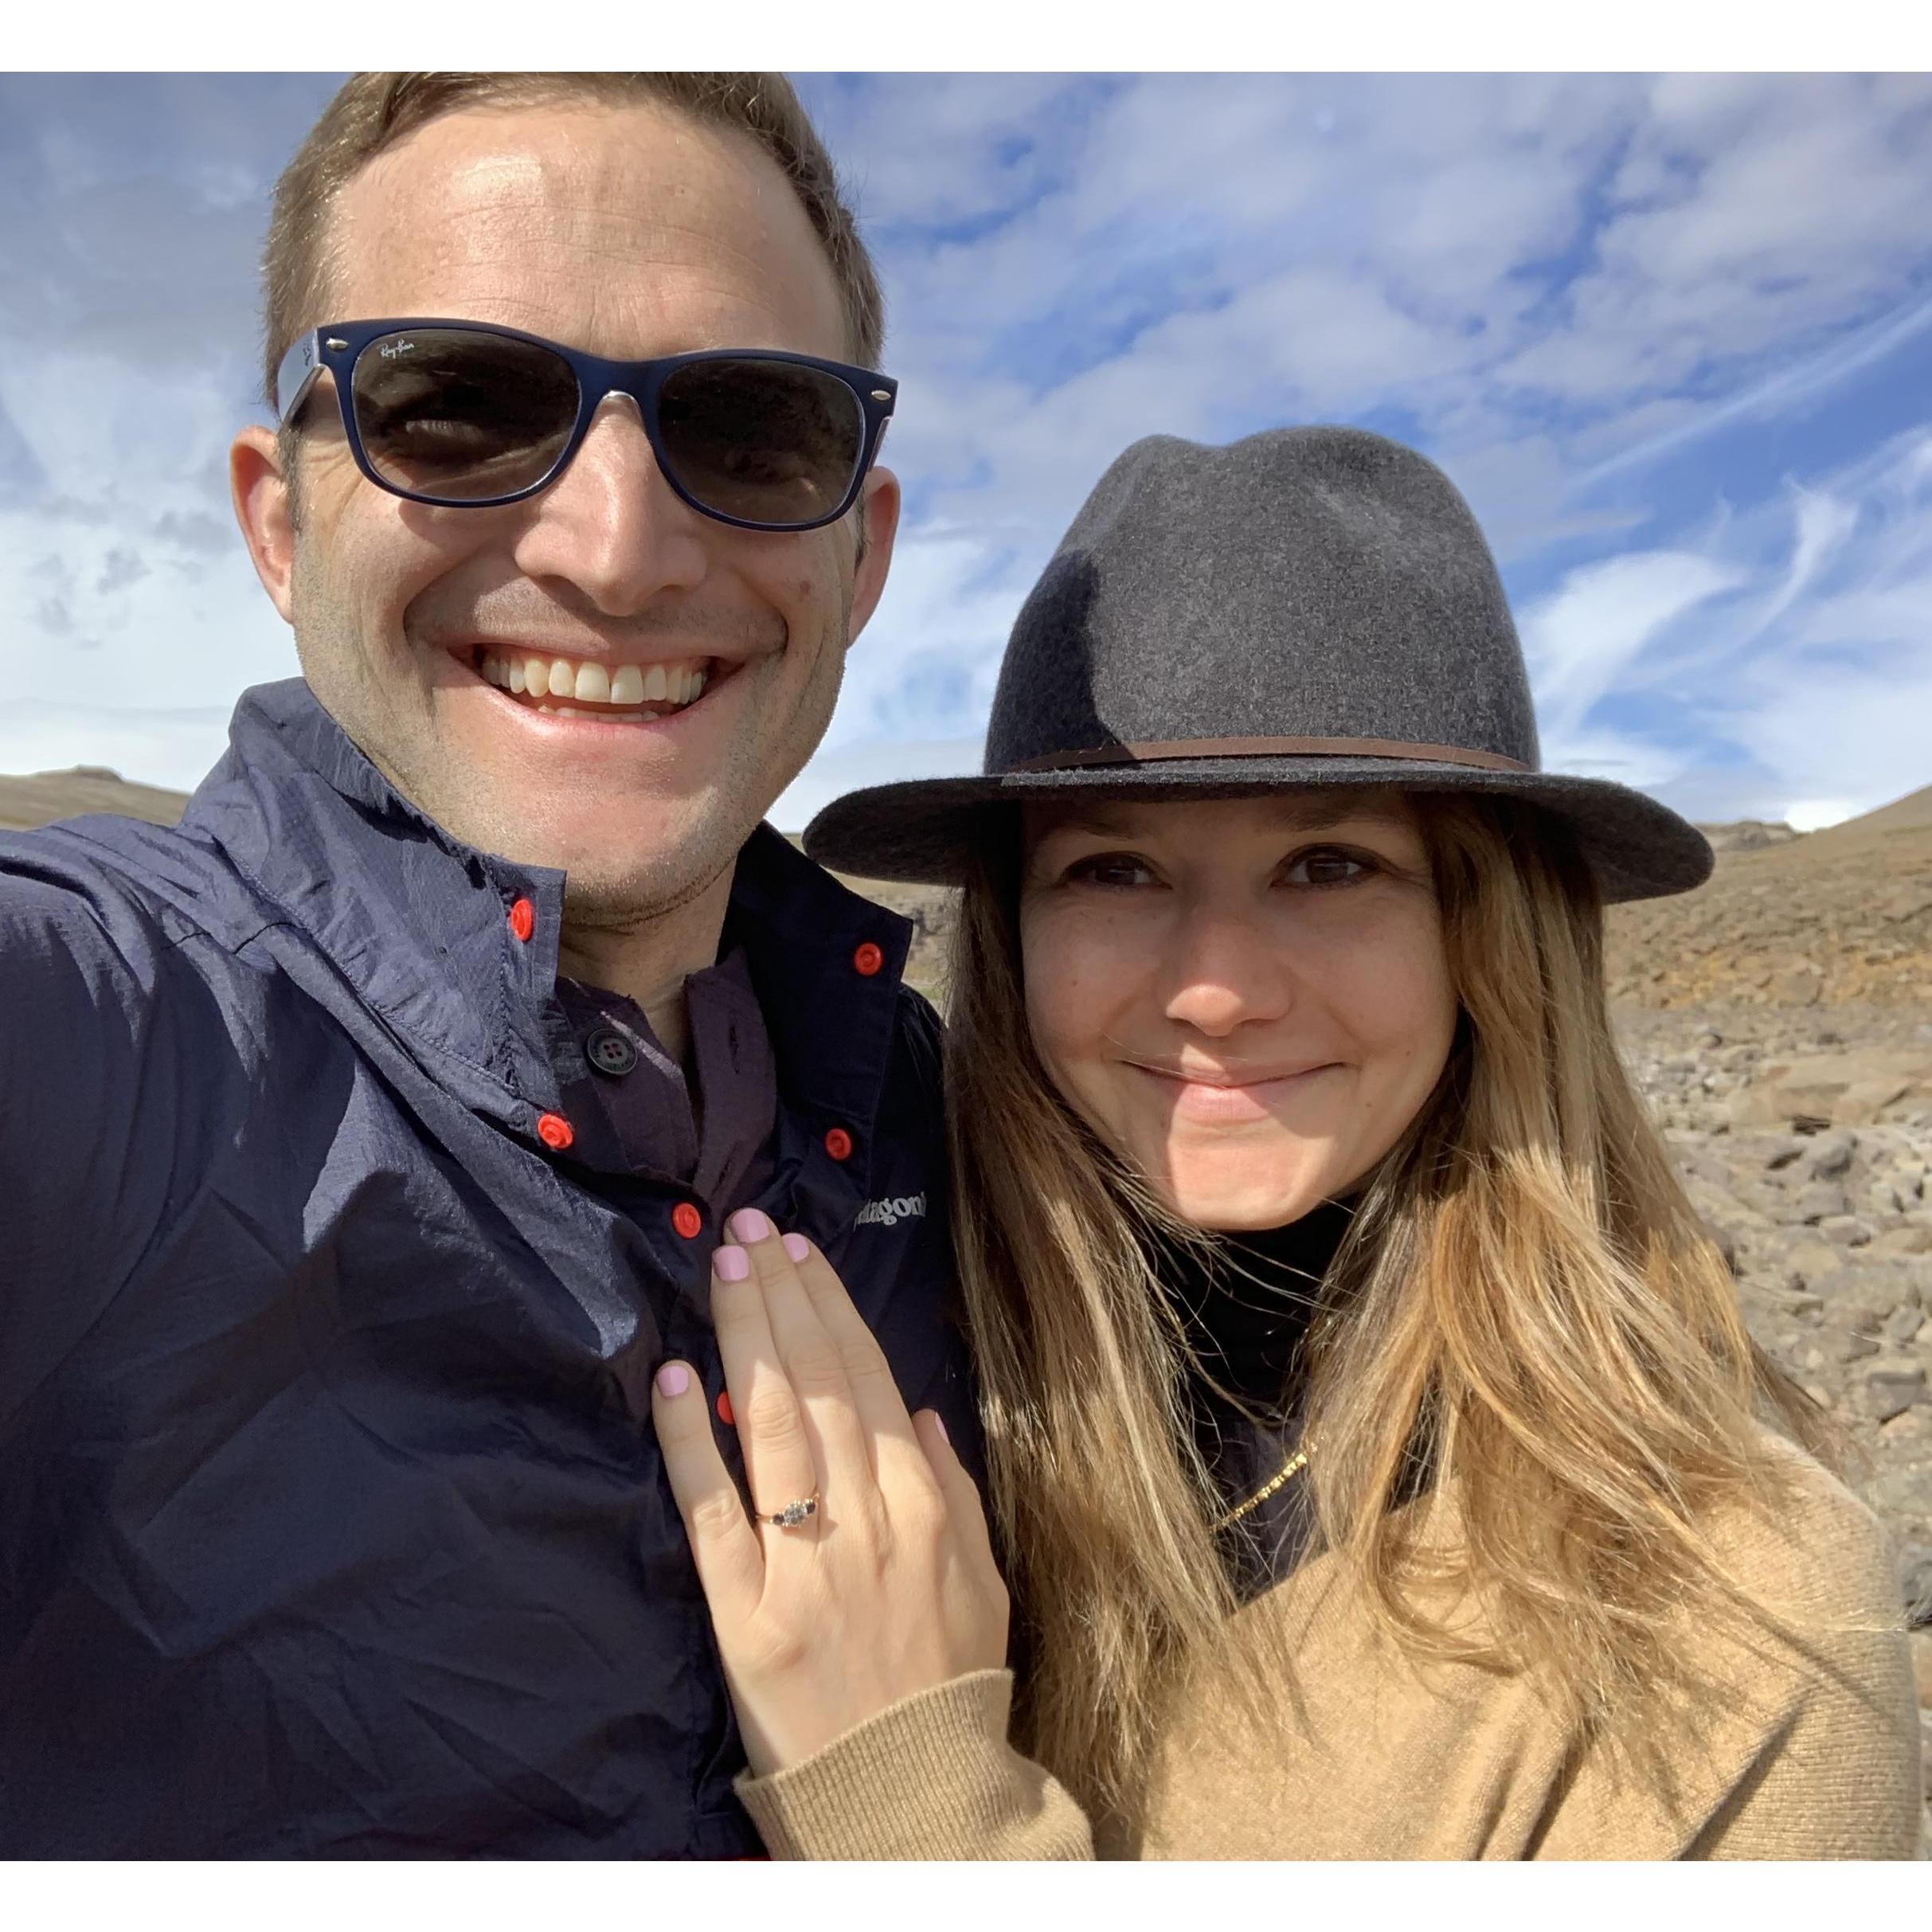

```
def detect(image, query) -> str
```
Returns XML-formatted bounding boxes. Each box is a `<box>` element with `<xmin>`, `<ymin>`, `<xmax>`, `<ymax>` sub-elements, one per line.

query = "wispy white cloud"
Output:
<box><xmin>1520</xmin><ymin>549</ymin><xmax>1748</xmax><ymax>751</ymax></box>
<box><xmin>1503</xmin><ymin>421</ymin><xmax>1932</xmax><ymax>827</ymax></box>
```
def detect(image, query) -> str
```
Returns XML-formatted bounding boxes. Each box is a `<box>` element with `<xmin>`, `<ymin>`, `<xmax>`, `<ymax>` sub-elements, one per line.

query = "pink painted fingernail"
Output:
<box><xmin>930</xmin><ymin>1410</ymin><xmax>949</xmax><ymax>1445</ymax></box>
<box><xmin>655</xmin><ymin>1362</ymin><xmax>690</xmax><ymax>1398</ymax></box>
<box><xmin>714</xmin><ymin>1244</ymin><xmax>751</xmax><ymax>1283</ymax></box>
<box><xmin>728</xmin><ymin>1207</ymin><xmax>772</xmax><ymax>1243</ymax></box>
<box><xmin>781</xmin><ymin>1232</ymin><xmax>811</xmax><ymax>1263</ymax></box>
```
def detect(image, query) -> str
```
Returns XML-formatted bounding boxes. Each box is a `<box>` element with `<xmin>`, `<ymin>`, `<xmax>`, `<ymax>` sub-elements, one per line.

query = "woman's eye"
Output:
<box><xmin>1063</xmin><ymin>852</ymin><xmax>1156</xmax><ymax>890</ymax></box>
<box><xmin>1283</xmin><ymin>847</ymin><xmax>1371</xmax><ymax>888</ymax></box>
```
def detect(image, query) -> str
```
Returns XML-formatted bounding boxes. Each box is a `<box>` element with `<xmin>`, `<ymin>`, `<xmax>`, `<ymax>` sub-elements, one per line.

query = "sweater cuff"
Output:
<box><xmin>735</xmin><ymin>1669</ymin><xmax>1080</xmax><ymax>1860</ymax></box>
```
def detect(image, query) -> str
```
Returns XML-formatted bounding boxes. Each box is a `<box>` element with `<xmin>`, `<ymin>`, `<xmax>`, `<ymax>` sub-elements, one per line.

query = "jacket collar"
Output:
<box><xmin>182</xmin><ymin>679</ymin><xmax>913</xmax><ymax>1156</ymax></box>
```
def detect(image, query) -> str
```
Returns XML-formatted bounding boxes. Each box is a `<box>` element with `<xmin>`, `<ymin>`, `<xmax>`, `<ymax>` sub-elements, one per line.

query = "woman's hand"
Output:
<box><xmin>651</xmin><ymin>1207</ymin><xmax>1010</xmax><ymax>1778</ymax></box>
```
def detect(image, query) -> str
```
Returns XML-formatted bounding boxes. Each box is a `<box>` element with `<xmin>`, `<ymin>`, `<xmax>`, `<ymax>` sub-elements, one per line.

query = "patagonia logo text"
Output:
<box><xmin>855</xmin><ymin>1191</ymin><xmax>927</xmax><ymax>1229</ymax></box>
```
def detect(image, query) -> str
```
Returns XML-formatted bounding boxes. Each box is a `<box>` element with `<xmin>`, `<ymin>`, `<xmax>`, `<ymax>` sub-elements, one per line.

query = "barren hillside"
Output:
<box><xmin>1605</xmin><ymin>786</ymin><xmax>1932</xmax><ymax>1009</ymax></box>
<box><xmin>0</xmin><ymin>767</ymin><xmax>189</xmax><ymax>833</ymax></box>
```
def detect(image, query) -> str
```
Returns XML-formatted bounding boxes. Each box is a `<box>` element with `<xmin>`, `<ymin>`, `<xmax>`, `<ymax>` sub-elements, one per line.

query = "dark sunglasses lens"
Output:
<box><xmin>656</xmin><ymin>358</ymin><xmax>866</xmax><ymax>527</ymax></box>
<box><xmin>350</xmin><ymin>329</ymin><xmax>578</xmax><ymax>501</ymax></box>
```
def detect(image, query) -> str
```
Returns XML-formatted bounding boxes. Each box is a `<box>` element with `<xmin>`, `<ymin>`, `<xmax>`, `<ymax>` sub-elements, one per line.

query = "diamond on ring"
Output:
<box><xmin>765</xmin><ymin>1493</ymin><xmax>819</xmax><ymax>1529</ymax></box>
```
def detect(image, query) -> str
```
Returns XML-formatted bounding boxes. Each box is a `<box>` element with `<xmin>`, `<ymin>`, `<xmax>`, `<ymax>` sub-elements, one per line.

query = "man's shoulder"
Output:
<box><xmin>0</xmin><ymin>812</ymin><xmax>289</xmax><ymax>1105</ymax></box>
<box><xmin>0</xmin><ymin>807</ymin><xmax>285</xmax><ymax>967</ymax></box>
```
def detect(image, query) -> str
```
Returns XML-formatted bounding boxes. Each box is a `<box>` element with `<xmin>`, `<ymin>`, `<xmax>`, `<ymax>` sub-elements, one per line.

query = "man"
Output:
<box><xmin>0</xmin><ymin>72</ymin><xmax>973</xmax><ymax>1857</ymax></box>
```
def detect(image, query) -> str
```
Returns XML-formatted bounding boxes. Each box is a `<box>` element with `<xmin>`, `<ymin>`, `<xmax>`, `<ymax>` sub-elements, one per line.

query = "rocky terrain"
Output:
<box><xmin>8</xmin><ymin>762</ymin><xmax>1930</xmax><ymax>1842</ymax></box>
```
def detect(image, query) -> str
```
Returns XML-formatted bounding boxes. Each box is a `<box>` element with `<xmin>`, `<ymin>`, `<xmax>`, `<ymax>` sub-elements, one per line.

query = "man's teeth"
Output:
<box><xmin>476</xmin><ymin>651</ymin><xmax>710</xmax><ymax>710</ymax></box>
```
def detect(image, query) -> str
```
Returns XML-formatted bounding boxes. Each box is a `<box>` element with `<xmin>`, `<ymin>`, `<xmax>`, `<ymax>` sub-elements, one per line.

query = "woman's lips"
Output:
<box><xmin>1127</xmin><ymin>1060</ymin><xmax>1342</xmax><ymax>1124</ymax></box>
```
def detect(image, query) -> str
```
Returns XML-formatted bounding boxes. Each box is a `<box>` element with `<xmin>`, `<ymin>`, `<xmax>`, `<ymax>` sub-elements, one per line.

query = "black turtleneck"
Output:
<box><xmin>1163</xmin><ymin>1196</ymin><xmax>1352</xmax><ymax>1414</ymax></box>
<box><xmin>1156</xmin><ymin>1199</ymin><xmax>1353</xmax><ymax>1594</ymax></box>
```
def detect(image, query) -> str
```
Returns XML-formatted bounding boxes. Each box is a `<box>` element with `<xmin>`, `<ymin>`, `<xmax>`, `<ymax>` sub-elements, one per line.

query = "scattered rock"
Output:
<box><xmin>1795</xmin><ymin>1182</ymin><xmax>1852</xmax><ymax>1222</ymax></box>
<box><xmin>1874</xmin><ymin>1226</ymin><xmax>1932</xmax><ymax>1257</ymax></box>
<box><xmin>1805</xmin><ymin>1134</ymin><xmax>1859</xmax><ymax>1181</ymax></box>
<box><xmin>1729</xmin><ymin>1047</ymin><xmax>1932</xmax><ymax>1129</ymax></box>
<box><xmin>1817</xmin><ymin>1215</ymin><xmax>1875</xmax><ymax>1248</ymax></box>
<box><xmin>1788</xmin><ymin>1238</ymin><xmax>1851</xmax><ymax>1280</ymax></box>
<box><xmin>1883</xmin><ymin>1304</ymin><xmax>1926</xmax><ymax>1349</ymax></box>
<box><xmin>1866</xmin><ymin>1361</ymin><xmax>1930</xmax><ymax>1422</ymax></box>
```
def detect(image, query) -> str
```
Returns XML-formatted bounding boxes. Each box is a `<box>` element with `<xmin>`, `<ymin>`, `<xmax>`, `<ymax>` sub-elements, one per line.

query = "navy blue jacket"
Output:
<box><xmin>0</xmin><ymin>680</ymin><xmax>977</xmax><ymax>1857</ymax></box>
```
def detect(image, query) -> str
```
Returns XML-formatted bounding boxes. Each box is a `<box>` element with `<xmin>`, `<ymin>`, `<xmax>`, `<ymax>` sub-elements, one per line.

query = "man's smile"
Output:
<box><xmin>433</xmin><ymin>638</ymin><xmax>775</xmax><ymax>735</ymax></box>
<box><xmin>461</xmin><ymin>643</ymin><xmax>726</xmax><ymax>723</ymax></box>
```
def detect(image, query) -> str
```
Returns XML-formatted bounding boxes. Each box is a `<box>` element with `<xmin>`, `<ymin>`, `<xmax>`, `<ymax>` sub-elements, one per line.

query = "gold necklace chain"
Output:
<box><xmin>1212</xmin><ymin>1445</ymin><xmax>1310</xmax><ymax>1531</ymax></box>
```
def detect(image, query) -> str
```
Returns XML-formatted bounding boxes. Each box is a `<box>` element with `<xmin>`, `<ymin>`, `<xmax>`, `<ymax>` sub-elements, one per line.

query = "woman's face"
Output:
<box><xmin>1019</xmin><ymin>791</ymin><xmax>1460</xmax><ymax>1231</ymax></box>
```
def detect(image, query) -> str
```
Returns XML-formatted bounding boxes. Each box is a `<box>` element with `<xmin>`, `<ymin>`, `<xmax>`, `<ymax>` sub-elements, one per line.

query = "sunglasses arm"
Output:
<box><xmin>274</xmin><ymin>330</ymin><xmax>331</xmax><ymax>425</ymax></box>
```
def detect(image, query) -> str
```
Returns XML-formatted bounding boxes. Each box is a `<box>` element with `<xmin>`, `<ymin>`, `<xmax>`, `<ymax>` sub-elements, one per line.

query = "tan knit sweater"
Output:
<box><xmin>737</xmin><ymin>1433</ymin><xmax>1922</xmax><ymax>1860</ymax></box>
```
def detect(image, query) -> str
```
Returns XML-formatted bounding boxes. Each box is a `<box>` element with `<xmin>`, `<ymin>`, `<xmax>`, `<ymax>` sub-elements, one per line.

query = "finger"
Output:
<box><xmin>651</xmin><ymin>1359</ymin><xmax>765</xmax><ymax>1622</ymax></box>
<box><xmin>710</xmin><ymin>1240</ymin><xmax>822</xmax><ymax>1527</ymax></box>
<box><xmin>913</xmin><ymin>1407</ymin><xmax>999</xmax><ymax>1571</ymax></box>
<box><xmin>725</xmin><ymin>1210</ymin><xmax>876</xmax><ymax>1496</ymax></box>
<box><xmin>777</xmin><ymin>1230</ymin><xmax>925</xmax><ymax>1474</ymax></box>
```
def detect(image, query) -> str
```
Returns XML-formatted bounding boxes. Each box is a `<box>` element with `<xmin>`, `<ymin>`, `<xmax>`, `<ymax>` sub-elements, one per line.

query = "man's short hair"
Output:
<box><xmin>261</xmin><ymin>71</ymin><xmax>886</xmax><ymax>422</ymax></box>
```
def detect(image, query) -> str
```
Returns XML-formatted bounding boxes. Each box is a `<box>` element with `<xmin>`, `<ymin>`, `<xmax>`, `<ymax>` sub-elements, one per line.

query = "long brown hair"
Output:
<box><xmin>943</xmin><ymin>791</ymin><xmax>1833</xmax><ymax>1835</ymax></box>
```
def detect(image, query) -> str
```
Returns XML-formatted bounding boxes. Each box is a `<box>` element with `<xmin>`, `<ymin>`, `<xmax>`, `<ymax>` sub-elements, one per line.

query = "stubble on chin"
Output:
<box><xmin>561</xmin><ymin>612</ymin><xmax>853</xmax><ymax>929</ymax></box>
<box><xmin>560</xmin><ymin>840</ymin><xmax>738</xmax><ymax>937</ymax></box>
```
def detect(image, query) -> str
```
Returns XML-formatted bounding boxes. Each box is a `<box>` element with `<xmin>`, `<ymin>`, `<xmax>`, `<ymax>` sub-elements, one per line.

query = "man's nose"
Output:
<box><xmin>509</xmin><ymin>393</ymin><xmax>710</xmax><ymax>612</ymax></box>
<box><xmin>1160</xmin><ymin>905</ymin><xmax>1296</xmax><ymax>1038</ymax></box>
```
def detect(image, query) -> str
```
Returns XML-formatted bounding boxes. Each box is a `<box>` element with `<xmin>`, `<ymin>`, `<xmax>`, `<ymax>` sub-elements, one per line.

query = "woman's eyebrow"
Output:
<box><xmin>1042</xmin><ymin>799</ymin><xmax>1395</xmax><ymax>840</ymax></box>
<box><xmin>1039</xmin><ymin>813</ymin><xmax>1137</xmax><ymax>839</ymax></box>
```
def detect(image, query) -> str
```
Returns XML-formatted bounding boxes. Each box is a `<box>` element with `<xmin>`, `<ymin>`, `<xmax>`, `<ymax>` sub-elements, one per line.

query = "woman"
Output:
<box><xmin>650</xmin><ymin>427</ymin><xmax>1922</xmax><ymax>1858</ymax></box>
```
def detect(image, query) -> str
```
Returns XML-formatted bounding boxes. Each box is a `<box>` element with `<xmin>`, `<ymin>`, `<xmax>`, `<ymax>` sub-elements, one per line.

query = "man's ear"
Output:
<box><xmin>231</xmin><ymin>424</ymin><xmax>299</xmax><ymax>624</ymax></box>
<box><xmin>846</xmin><ymin>465</ymin><xmax>901</xmax><ymax>642</ymax></box>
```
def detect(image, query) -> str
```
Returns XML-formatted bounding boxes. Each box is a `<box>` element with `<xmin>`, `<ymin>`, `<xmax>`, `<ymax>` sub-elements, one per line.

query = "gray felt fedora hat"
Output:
<box><xmin>804</xmin><ymin>425</ymin><xmax>1712</xmax><ymax>905</ymax></box>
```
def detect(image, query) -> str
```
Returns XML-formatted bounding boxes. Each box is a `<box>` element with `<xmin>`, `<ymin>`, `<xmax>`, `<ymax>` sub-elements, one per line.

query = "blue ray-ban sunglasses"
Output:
<box><xmin>275</xmin><ymin>318</ymin><xmax>898</xmax><ymax>533</ymax></box>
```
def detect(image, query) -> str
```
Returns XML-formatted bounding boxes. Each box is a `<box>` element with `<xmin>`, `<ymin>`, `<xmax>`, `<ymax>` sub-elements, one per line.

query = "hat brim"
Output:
<box><xmin>802</xmin><ymin>755</ymin><xmax>1714</xmax><ymax>905</ymax></box>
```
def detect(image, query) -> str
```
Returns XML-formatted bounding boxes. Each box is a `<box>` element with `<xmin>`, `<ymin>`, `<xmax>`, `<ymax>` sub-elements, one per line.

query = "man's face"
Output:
<box><xmin>236</xmin><ymin>100</ymin><xmax>898</xmax><ymax>923</ymax></box>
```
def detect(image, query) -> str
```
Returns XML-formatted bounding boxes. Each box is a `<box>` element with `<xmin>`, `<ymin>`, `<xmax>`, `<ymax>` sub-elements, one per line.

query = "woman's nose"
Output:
<box><xmin>1160</xmin><ymin>909</ymin><xmax>1296</xmax><ymax>1037</ymax></box>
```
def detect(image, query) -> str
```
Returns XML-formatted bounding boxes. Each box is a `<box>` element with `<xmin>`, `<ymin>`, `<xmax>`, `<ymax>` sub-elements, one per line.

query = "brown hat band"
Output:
<box><xmin>1008</xmin><ymin>734</ymin><xmax>1532</xmax><ymax>775</ymax></box>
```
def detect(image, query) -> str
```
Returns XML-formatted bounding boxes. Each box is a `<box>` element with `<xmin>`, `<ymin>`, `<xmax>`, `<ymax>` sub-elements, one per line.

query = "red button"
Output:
<box><xmin>671</xmin><ymin>1202</ymin><xmax>703</xmax><ymax>1241</ymax></box>
<box><xmin>507</xmin><ymin>898</ymin><xmax>536</xmax><ymax>943</ymax></box>
<box><xmin>824</xmin><ymin>1127</ymin><xmax>853</xmax><ymax>1161</ymax></box>
<box><xmin>716</xmin><ymin>1389</ymin><xmax>735</xmax><ymax>1428</ymax></box>
<box><xmin>852</xmin><ymin>941</ymin><xmax>884</xmax><ymax>977</ymax></box>
<box><xmin>535</xmin><ymin>1111</ymin><xmax>574</xmax><ymax>1151</ymax></box>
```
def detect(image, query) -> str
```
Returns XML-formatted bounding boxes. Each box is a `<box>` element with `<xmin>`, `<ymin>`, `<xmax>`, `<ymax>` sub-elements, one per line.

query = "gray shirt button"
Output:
<box><xmin>585</xmin><ymin>1025</ymin><xmax>639</xmax><ymax>1077</ymax></box>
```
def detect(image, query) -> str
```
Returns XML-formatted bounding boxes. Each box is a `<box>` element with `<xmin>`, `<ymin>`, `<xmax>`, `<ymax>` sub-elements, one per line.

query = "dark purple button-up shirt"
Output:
<box><xmin>0</xmin><ymin>677</ymin><xmax>977</xmax><ymax>1859</ymax></box>
<box><xmin>553</xmin><ymin>948</ymin><xmax>776</xmax><ymax>1211</ymax></box>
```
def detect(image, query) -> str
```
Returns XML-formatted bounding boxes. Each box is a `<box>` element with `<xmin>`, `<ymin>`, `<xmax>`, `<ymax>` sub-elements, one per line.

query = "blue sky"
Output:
<box><xmin>1</xmin><ymin>72</ymin><xmax>1928</xmax><ymax>830</ymax></box>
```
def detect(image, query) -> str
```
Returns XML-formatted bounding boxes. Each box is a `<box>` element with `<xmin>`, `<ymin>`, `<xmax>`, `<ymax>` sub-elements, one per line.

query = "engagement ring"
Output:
<box><xmin>759</xmin><ymin>1492</ymin><xmax>820</xmax><ymax>1530</ymax></box>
